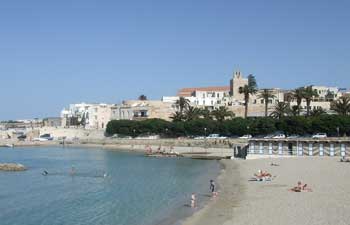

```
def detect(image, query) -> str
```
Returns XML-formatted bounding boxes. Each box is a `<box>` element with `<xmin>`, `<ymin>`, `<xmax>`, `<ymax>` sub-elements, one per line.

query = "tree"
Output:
<box><xmin>138</xmin><ymin>95</ymin><xmax>147</xmax><ymax>101</ymax></box>
<box><xmin>80</xmin><ymin>113</ymin><xmax>87</xmax><ymax>128</ymax></box>
<box><xmin>303</xmin><ymin>86</ymin><xmax>319</xmax><ymax>116</ymax></box>
<box><xmin>310</xmin><ymin>107</ymin><xmax>327</xmax><ymax>117</ymax></box>
<box><xmin>200</xmin><ymin>108</ymin><xmax>213</xmax><ymax>120</ymax></box>
<box><xmin>332</xmin><ymin>96</ymin><xmax>350</xmax><ymax>115</ymax></box>
<box><xmin>325</xmin><ymin>90</ymin><xmax>335</xmax><ymax>101</ymax></box>
<box><xmin>239</xmin><ymin>74</ymin><xmax>258</xmax><ymax>118</ymax></box>
<box><xmin>284</xmin><ymin>92</ymin><xmax>294</xmax><ymax>103</ymax></box>
<box><xmin>175</xmin><ymin>97</ymin><xmax>190</xmax><ymax>113</ymax></box>
<box><xmin>258</xmin><ymin>89</ymin><xmax>276</xmax><ymax>117</ymax></box>
<box><xmin>211</xmin><ymin>106</ymin><xmax>235</xmax><ymax>122</ymax></box>
<box><xmin>183</xmin><ymin>106</ymin><xmax>202</xmax><ymax>121</ymax></box>
<box><xmin>293</xmin><ymin>87</ymin><xmax>305</xmax><ymax>115</ymax></box>
<box><xmin>270</xmin><ymin>102</ymin><xmax>290</xmax><ymax>119</ymax></box>
<box><xmin>290</xmin><ymin>105</ymin><xmax>301</xmax><ymax>117</ymax></box>
<box><xmin>170</xmin><ymin>111</ymin><xmax>184</xmax><ymax>122</ymax></box>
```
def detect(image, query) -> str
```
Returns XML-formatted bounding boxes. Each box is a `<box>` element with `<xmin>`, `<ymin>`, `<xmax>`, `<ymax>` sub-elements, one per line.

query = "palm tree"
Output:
<box><xmin>293</xmin><ymin>87</ymin><xmax>305</xmax><ymax>115</ymax></box>
<box><xmin>170</xmin><ymin>111</ymin><xmax>184</xmax><ymax>122</ymax></box>
<box><xmin>270</xmin><ymin>102</ymin><xmax>290</xmax><ymax>119</ymax></box>
<box><xmin>183</xmin><ymin>106</ymin><xmax>202</xmax><ymax>121</ymax></box>
<box><xmin>331</xmin><ymin>96</ymin><xmax>350</xmax><ymax>115</ymax></box>
<box><xmin>239</xmin><ymin>74</ymin><xmax>258</xmax><ymax>118</ymax></box>
<box><xmin>303</xmin><ymin>86</ymin><xmax>319</xmax><ymax>116</ymax></box>
<box><xmin>310</xmin><ymin>107</ymin><xmax>327</xmax><ymax>117</ymax></box>
<box><xmin>175</xmin><ymin>97</ymin><xmax>190</xmax><ymax>113</ymax></box>
<box><xmin>290</xmin><ymin>105</ymin><xmax>301</xmax><ymax>117</ymax></box>
<box><xmin>200</xmin><ymin>108</ymin><xmax>213</xmax><ymax>120</ymax></box>
<box><xmin>284</xmin><ymin>92</ymin><xmax>294</xmax><ymax>103</ymax></box>
<box><xmin>258</xmin><ymin>89</ymin><xmax>276</xmax><ymax>117</ymax></box>
<box><xmin>138</xmin><ymin>94</ymin><xmax>147</xmax><ymax>101</ymax></box>
<box><xmin>211</xmin><ymin>106</ymin><xmax>234</xmax><ymax>122</ymax></box>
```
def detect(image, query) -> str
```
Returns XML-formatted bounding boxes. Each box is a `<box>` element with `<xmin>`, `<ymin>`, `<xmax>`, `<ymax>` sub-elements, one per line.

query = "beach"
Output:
<box><xmin>183</xmin><ymin>157</ymin><xmax>350</xmax><ymax>225</ymax></box>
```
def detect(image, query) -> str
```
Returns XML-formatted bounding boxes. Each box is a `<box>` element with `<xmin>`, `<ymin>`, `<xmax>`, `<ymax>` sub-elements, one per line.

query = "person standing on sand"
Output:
<box><xmin>191</xmin><ymin>193</ymin><xmax>196</xmax><ymax>208</ymax></box>
<box><xmin>210</xmin><ymin>180</ymin><xmax>218</xmax><ymax>197</ymax></box>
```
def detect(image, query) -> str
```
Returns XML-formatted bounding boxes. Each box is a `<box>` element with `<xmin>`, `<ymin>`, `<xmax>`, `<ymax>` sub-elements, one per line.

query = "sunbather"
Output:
<box><xmin>289</xmin><ymin>181</ymin><xmax>302</xmax><ymax>192</ymax></box>
<box><xmin>289</xmin><ymin>181</ymin><xmax>312</xmax><ymax>192</ymax></box>
<box><xmin>340</xmin><ymin>156</ymin><xmax>350</xmax><ymax>162</ymax></box>
<box><xmin>302</xmin><ymin>184</ymin><xmax>313</xmax><ymax>192</ymax></box>
<box><xmin>254</xmin><ymin>170</ymin><xmax>272</xmax><ymax>178</ymax></box>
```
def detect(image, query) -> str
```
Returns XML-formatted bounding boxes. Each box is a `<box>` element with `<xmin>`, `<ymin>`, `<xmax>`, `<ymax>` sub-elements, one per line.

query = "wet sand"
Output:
<box><xmin>183</xmin><ymin>157</ymin><xmax>350</xmax><ymax>225</ymax></box>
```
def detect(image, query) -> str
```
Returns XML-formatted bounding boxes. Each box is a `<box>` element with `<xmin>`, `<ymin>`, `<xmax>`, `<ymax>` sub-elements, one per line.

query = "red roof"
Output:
<box><xmin>178</xmin><ymin>86</ymin><xmax>230</xmax><ymax>97</ymax></box>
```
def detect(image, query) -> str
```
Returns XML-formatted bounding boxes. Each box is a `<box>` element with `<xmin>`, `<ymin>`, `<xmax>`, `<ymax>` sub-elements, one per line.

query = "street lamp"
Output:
<box><xmin>133</xmin><ymin>129</ymin><xmax>136</xmax><ymax>138</ymax></box>
<box><xmin>165</xmin><ymin>128</ymin><xmax>169</xmax><ymax>138</ymax></box>
<box><xmin>337</xmin><ymin>127</ymin><xmax>340</xmax><ymax>137</ymax></box>
<box><xmin>204</xmin><ymin>127</ymin><xmax>207</xmax><ymax>137</ymax></box>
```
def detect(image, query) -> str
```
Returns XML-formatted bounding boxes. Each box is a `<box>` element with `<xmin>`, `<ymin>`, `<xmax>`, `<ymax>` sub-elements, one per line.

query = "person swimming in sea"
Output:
<box><xmin>70</xmin><ymin>166</ymin><xmax>76</xmax><ymax>176</ymax></box>
<box><xmin>42</xmin><ymin>170</ymin><xmax>48</xmax><ymax>176</ymax></box>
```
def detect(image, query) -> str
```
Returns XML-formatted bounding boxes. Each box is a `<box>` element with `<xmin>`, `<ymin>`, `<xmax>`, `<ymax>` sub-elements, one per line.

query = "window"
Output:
<box><xmin>261</xmin><ymin>99</ymin><xmax>264</xmax><ymax>104</ymax></box>
<box><xmin>217</xmin><ymin>93</ymin><xmax>220</xmax><ymax>98</ymax></box>
<box><xmin>203</xmin><ymin>100</ymin><xmax>205</xmax><ymax>105</ymax></box>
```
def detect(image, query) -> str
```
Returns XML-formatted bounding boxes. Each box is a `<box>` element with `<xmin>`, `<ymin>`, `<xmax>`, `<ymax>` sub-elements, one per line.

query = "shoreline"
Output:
<box><xmin>0</xmin><ymin>140</ymin><xmax>238</xmax><ymax>159</ymax></box>
<box><xmin>181</xmin><ymin>159</ymin><xmax>243</xmax><ymax>225</ymax></box>
<box><xmin>182</xmin><ymin>157</ymin><xmax>350</xmax><ymax>225</ymax></box>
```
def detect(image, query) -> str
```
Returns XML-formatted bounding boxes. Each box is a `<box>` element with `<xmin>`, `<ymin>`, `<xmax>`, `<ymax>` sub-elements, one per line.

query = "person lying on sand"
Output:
<box><xmin>250</xmin><ymin>170</ymin><xmax>275</xmax><ymax>182</ymax></box>
<box><xmin>254</xmin><ymin>170</ymin><xmax>272</xmax><ymax>178</ymax></box>
<box><xmin>340</xmin><ymin>156</ymin><xmax>350</xmax><ymax>162</ymax></box>
<box><xmin>289</xmin><ymin>181</ymin><xmax>312</xmax><ymax>192</ymax></box>
<box><xmin>270</xmin><ymin>162</ymin><xmax>279</xmax><ymax>166</ymax></box>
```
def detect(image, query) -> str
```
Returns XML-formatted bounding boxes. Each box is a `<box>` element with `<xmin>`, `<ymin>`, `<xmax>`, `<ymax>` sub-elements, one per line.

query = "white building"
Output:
<box><xmin>61</xmin><ymin>103</ymin><xmax>115</xmax><ymax>129</ymax></box>
<box><xmin>288</xmin><ymin>86</ymin><xmax>342</xmax><ymax>113</ymax></box>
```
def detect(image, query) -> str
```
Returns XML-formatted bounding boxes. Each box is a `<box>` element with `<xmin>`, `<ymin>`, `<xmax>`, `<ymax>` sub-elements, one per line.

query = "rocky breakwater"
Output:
<box><xmin>0</xmin><ymin>163</ymin><xmax>27</xmax><ymax>171</ymax></box>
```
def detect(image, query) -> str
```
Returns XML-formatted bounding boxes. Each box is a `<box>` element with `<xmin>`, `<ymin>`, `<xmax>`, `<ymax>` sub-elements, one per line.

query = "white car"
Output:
<box><xmin>312</xmin><ymin>133</ymin><xmax>327</xmax><ymax>138</ymax></box>
<box><xmin>33</xmin><ymin>137</ymin><xmax>49</xmax><ymax>142</ymax></box>
<box><xmin>206</xmin><ymin>134</ymin><xmax>227</xmax><ymax>139</ymax></box>
<box><xmin>194</xmin><ymin>136</ymin><xmax>206</xmax><ymax>140</ymax></box>
<box><xmin>272</xmin><ymin>134</ymin><xmax>286</xmax><ymax>139</ymax></box>
<box><xmin>239</xmin><ymin>134</ymin><xmax>252</xmax><ymax>139</ymax></box>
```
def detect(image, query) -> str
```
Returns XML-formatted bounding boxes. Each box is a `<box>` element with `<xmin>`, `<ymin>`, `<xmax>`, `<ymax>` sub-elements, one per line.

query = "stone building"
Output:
<box><xmin>43</xmin><ymin>117</ymin><xmax>62</xmax><ymax>127</ymax></box>
<box><xmin>111</xmin><ymin>100</ymin><xmax>176</xmax><ymax>121</ymax></box>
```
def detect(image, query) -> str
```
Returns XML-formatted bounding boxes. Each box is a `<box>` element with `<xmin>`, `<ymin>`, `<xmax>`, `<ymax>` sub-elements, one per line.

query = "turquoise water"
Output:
<box><xmin>0</xmin><ymin>147</ymin><xmax>220</xmax><ymax>225</ymax></box>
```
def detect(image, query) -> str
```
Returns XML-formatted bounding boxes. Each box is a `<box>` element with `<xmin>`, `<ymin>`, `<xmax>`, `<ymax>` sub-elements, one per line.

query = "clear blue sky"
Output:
<box><xmin>0</xmin><ymin>0</ymin><xmax>349</xmax><ymax>120</ymax></box>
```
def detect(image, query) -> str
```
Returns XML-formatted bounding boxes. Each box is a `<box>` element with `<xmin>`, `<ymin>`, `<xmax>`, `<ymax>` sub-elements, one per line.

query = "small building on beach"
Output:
<box><xmin>247</xmin><ymin>138</ymin><xmax>350</xmax><ymax>157</ymax></box>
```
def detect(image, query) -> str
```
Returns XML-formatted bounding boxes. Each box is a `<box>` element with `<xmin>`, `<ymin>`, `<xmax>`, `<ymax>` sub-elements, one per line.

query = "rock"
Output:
<box><xmin>0</xmin><ymin>163</ymin><xmax>27</xmax><ymax>171</ymax></box>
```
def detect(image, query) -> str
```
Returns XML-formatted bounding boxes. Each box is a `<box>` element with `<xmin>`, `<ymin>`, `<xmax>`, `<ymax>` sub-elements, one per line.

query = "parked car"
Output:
<box><xmin>287</xmin><ymin>134</ymin><xmax>300</xmax><ymax>139</ymax></box>
<box><xmin>272</xmin><ymin>134</ymin><xmax>286</xmax><ymax>139</ymax></box>
<box><xmin>40</xmin><ymin>134</ymin><xmax>54</xmax><ymax>141</ymax></box>
<box><xmin>239</xmin><ymin>134</ymin><xmax>253</xmax><ymax>139</ymax></box>
<box><xmin>135</xmin><ymin>135</ymin><xmax>160</xmax><ymax>140</ymax></box>
<box><xmin>33</xmin><ymin>137</ymin><xmax>49</xmax><ymax>142</ymax></box>
<box><xmin>263</xmin><ymin>134</ymin><xmax>274</xmax><ymax>139</ymax></box>
<box><xmin>206</xmin><ymin>134</ymin><xmax>227</xmax><ymax>139</ymax></box>
<box><xmin>312</xmin><ymin>133</ymin><xmax>327</xmax><ymax>138</ymax></box>
<box><xmin>194</xmin><ymin>136</ymin><xmax>206</xmax><ymax>140</ymax></box>
<box><xmin>17</xmin><ymin>135</ymin><xmax>27</xmax><ymax>141</ymax></box>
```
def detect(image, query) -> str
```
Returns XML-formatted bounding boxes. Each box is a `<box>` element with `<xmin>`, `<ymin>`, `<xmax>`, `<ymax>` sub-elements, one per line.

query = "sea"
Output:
<box><xmin>0</xmin><ymin>147</ymin><xmax>221</xmax><ymax>225</ymax></box>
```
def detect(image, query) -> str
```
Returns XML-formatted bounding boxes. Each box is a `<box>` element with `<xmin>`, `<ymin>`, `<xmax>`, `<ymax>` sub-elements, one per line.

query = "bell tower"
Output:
<box><xmin>230</xmin><ymin>70</ymin><xmax>248</xmax><ymax>101</ymax></box>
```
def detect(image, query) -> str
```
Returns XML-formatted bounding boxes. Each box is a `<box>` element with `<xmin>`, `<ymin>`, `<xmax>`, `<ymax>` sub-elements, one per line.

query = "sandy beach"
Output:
<box><xmin>183</xmin><ymin>157</ymin><xmax>350</xmax><ymax>225</ymax></box>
